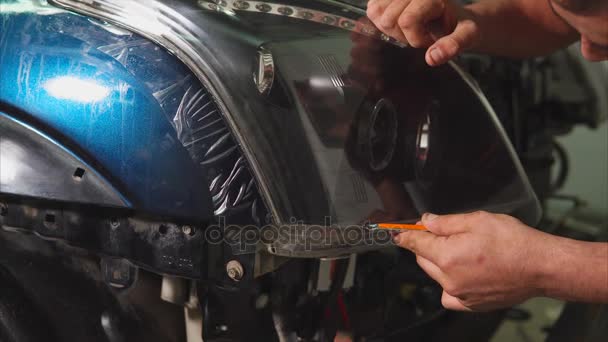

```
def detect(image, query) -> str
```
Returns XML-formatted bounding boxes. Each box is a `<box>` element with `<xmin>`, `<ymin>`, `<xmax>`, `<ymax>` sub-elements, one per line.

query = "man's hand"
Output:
<box><xmin>394</xmin><ymin>211</ymin><xmax>553</xmax><ymax>311</ymax></box>
<box><xmin>367</xmin><ymin>0</ymin><xmax>481</xmax><ymax>66</ymax></box>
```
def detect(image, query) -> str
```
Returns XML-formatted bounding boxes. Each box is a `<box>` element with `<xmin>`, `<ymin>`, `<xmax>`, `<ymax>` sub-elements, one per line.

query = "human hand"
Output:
<box><xmin>366</xmin><ymin>0</ymin><xmax>481</xmax><ymax>66</ymax></box>
<box><xmin>394</xmin><ymin>211</ymin><xmax>554</xmax><ymax>311</ymax></box>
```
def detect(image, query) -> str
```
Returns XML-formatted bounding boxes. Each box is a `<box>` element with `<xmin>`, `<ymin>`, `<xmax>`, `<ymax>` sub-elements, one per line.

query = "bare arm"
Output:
<box><xmin>394</xmin><ymin>212</ymin><xmax>608</xmax><ymax>311</ymax></box>
<box><xmin>367</xmin><ymin>0</ymin><xmax>579</xmax><ymax>66</ymax></box>
<box><xmin>539</xmin><ymin>237</ymin><xmax>608</xmax><ymax>303</ymax></box>
<box><xmin>466</xmin><ymin>0</ymin><xmax>578</xmax><ymax>58</ymax></box>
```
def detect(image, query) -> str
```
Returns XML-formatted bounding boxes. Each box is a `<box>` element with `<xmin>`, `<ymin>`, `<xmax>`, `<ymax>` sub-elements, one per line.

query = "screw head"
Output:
<box><xmin>182</xmin><ymin>225</ymin><xmax>194</xmax><ymax>236</ymax></box>
<box><xmin>226</xmin><ymin>260</ymin><xmax>244</xmax><ymax>282</ymax></box>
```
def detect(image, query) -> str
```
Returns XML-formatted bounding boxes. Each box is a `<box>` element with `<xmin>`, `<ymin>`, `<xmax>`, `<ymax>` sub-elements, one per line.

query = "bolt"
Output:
<box><xmin>182</xmin><ymin>225</ymin><xmax>194</xmax><ymax>236</ymax></box>
<box><xmin>226</xmin><ymin>260</ymin><xmax>244</xmax><ymax>282</ymax></box>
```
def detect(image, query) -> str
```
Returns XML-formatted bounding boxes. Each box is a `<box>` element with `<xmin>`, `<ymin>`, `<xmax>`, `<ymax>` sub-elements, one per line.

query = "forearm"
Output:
<box><xmin>538</xmin><ymin>237</ymin><xmax>608</xmax><ymax>303</ymax></box>
<box><xmin>464</xmin><ymin>0</ymin><xmax>579</xmax><ymax>58</ymax></box>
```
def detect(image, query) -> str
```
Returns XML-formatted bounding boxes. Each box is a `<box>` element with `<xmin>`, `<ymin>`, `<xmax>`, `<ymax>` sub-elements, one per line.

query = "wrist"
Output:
<box><xmin>532</xmin><ymin>234</ymin><xmax>566</xmax><ymax>298</ymax></box>
<box><xmin>523</xmin><ymin>231</ymin><xmax>585</xmax><ymax>299</ymax></box>
<box><xmin>520</xmin><ymin>232</ymin><xmax>559</xmax><ymax>298</ymax></box>
<box><xmin>533</xmin><ymin>236</ymin><xmax>607</xmax><ymax>302</ymax></box>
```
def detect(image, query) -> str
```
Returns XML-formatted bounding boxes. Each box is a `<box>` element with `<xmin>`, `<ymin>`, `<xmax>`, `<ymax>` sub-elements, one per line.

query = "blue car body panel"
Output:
<box><xmin>0</xmin><ymin>6</ymin><xmax>214</xmax><ymax>220</ymax></box>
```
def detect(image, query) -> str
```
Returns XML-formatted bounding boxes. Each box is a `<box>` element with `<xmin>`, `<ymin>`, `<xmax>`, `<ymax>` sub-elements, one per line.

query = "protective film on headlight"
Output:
<box><xmin>50</xmin><ymin>0</ymin><xmax>541</xmax><ymax>228</ymax></box>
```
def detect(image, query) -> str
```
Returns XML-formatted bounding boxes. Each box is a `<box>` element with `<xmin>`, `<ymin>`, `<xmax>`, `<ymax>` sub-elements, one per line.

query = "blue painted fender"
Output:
<box><xmin>0</xmin><ymin>5</ymin><xmax>213</xmax><ymax>221</ymax></box>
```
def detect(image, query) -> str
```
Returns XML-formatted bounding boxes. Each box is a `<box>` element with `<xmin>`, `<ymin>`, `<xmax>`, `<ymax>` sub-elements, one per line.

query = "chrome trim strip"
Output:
<box><xmin>200</xmin><ymin>0</ymin><xmax>408</xmax><ymax>48</ymax></box>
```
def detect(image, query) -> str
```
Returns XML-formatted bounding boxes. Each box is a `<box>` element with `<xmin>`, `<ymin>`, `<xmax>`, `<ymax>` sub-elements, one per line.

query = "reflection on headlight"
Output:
<box><xmin>44</xmin><ymin>76</ymin><xmax>110</xmax><ymax>103</ymax></box>
<box><xmin>0</xmin><ymin>139</ymin><xmax>23</xmax><ymax>184</ymax></box>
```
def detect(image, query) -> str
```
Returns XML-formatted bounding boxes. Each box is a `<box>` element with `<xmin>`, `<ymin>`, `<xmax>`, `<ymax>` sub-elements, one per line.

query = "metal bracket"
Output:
<box><xmin>0</xmin><ymin>198</ymin><xmax>208</xmax><ymax>279</ymax></box>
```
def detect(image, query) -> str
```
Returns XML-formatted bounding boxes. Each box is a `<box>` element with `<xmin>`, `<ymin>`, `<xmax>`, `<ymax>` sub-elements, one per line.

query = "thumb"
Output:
<box><xmin>421</xmin><ymin>213</ymin><xmax>471</xmax><ymax>236</ymax></box>
<box><xmin>425</xmin><ymin>18</ymin><xmax>479</xmax><ymax>66</ymax></box>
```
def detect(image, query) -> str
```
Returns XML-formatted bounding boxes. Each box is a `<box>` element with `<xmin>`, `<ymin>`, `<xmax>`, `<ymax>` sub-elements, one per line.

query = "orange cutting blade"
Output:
<box><xmin>376</xmin><ymin>223</ymin><xmax>427</xmax><ymax>231</ymax></box>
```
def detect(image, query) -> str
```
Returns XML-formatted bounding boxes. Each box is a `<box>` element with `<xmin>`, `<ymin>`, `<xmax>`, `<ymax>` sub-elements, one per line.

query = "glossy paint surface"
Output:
<box><xmin>0</xmin><ymin>1</ymin><xmax>215</xmax><ymax>220</ymax></box>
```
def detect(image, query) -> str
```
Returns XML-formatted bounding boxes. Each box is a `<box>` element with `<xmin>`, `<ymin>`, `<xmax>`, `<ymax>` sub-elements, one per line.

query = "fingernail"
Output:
<box><xmin>393</xmin><ymin>233</ymin><xmax>402</xmax><ymax>244</ymax></box>
<box><xmin>424</xmin><ymin>213</ymin><xmax>438</xmax><ymax>221</ymax></box>
<box><xmin>429</xmin><ymin>48</ymin><xmax>444</xmax><ymax>64</ymax></box>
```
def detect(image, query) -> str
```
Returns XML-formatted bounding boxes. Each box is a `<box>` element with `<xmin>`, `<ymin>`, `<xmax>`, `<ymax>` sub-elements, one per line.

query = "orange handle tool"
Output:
<box><xmin>368</xmin><ymin>223</ymin><xmax>427</xmax><ymax>231</ymax></box>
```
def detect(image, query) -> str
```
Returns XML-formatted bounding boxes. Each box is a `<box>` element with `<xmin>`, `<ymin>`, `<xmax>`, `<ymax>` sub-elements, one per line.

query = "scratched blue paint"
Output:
<box><xmin>0</xmin><ymin>4</ymin><xmax>213</xmax><ymax>220</ymax></box>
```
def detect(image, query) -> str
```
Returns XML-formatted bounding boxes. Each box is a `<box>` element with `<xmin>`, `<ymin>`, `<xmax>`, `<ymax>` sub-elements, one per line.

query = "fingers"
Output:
<box><xmin>369</xmin><ymin>0</ymin><xmax>445</xmax><ymax>47</ymax></box>
<box><xmin>366</xmin><ymin>0</ymin><xmax>392</xmax><ymax>21</ymax></box>
<box><xmin>377</xmin><ymin>0</ymin><xmax>411</xmax><ymax>41</ymax></box>
<box><xmin>580</xmin><ymin>36</ymin><xmax>608</xmax><ymax>62</ymax></box>
<box><xmin>398</xmin><ymin>0</ymin><xmax>445</xmax><ymax>47</ymax></box>
<box><xmin>425</xmin><ymin>18</ymin><xmax>479</xmax><ymax>66</ymax></box>
<box><xmin>368</xmin><ymin>0</ymin><xmax>479</xmax><ymax>66</ymax></box>
<box><xmin>416</xmin><ymin>255</ymin><xmax>447</xmax><ymax>284</ymax></box>
<box><xmin>379</xmin><ymin>0</ymin><xmax>411</xmax><ymax>29</ymax></box>
<box><xmin>394</xmin><ymin>230</ymin><xmax>443</xmax><ymax>262</ymax></box>
<box><xmin>421</xmin><ymin>212</ymin><xmax>476</xmax><ymax>236</ymax></box>
<box><xmin>441</xmin><ymin>291</ymin><xmax>472</xmax><ymax>311</ymax></box>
